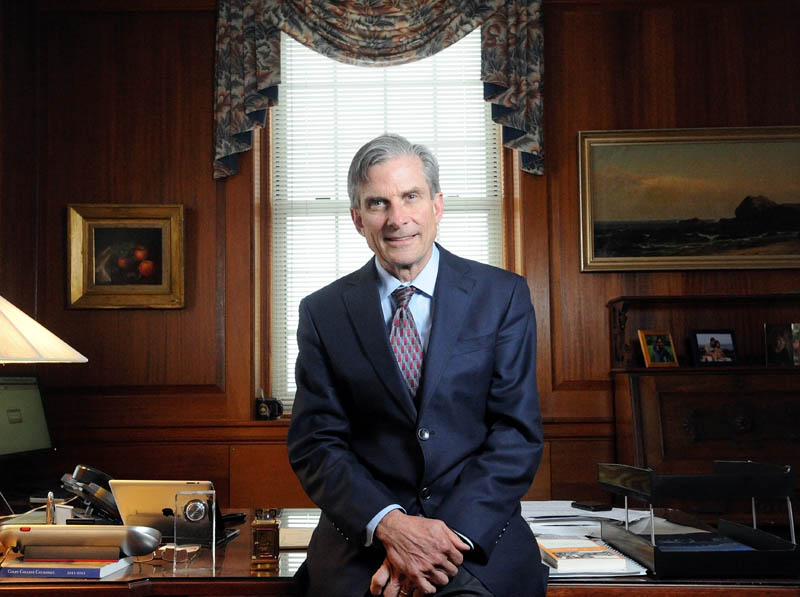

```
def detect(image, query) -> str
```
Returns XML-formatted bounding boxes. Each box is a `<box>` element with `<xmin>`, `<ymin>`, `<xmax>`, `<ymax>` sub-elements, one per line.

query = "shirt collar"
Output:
<box><xmin>375</xmin><ymin>244</ymin><xmax>439</xmax><ymax>301</ymax></box>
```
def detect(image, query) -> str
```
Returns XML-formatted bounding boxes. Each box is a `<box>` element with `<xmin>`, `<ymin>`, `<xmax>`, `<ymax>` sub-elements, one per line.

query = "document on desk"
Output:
<box><xmin>278</xmin><ymin>508</ymin><xmax>320</xmax><ymax>549</ymax></box>
<box><xmin>525</xmin><ymin>501</ymin><xmax>649</xmax><ymax>538</ymax></box>
<box><xmin>524</xmin><ymin>501</ymin><xmax>649</xmax><ymax>577</ymax></box>
<box><xmin>522</xmin><ymin>500</ymin><xmax>650</xmax><ymax>524</ymax></box>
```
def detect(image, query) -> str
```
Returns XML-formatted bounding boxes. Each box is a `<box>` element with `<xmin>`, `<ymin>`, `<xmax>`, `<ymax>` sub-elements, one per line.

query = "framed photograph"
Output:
<box><xmin>637</xmin><ymin>330</ymin><xmax>678</xmax><ymax>368</ymax></box>
<box><xmin>578</xmin><ymin>126</ymin><xmax>800</xmax><ymax>272</ymax></box>
<box><xmin>68</xmin><ymin>204</ymin><xmax>184</xmax><ymax>309</ymax></box>
<box><xmin>690</xmin><ymin>330</ymin><xmax>738</xmax><ymax>366</ymax></box>
<box><xmin>764</xmin><ymin>324</ymin><xmax>796</xmax><ymax>366</ymax></box>
<box><xmin>793</xmin><ymin>324</ymin><xmax>800</xmax><ymax>366</ymax></box>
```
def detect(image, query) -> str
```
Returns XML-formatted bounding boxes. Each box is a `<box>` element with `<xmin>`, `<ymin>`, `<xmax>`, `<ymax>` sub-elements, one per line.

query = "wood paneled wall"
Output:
<box><xmin>526</xmin><ymin>0</ymin><xmax>799</xmax><ymax>499</ymax></box>
<box><xmin>1</xmin><ymin>0</ymin><xmax>798</xmax><ymax>509</ymax></box>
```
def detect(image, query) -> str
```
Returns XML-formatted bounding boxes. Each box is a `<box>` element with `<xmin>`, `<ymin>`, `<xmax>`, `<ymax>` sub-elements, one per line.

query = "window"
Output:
<box><xmin>271</xmin><ymin>30</ymin><xmax>502</xmax><ymax>410</ymax></box>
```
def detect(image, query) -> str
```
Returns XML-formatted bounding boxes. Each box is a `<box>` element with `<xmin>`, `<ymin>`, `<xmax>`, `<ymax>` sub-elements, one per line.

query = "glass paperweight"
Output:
<box><xmin>173</xmin><ymin>488</ymin><xmax>216</xmax><ymax>574</ymax></box>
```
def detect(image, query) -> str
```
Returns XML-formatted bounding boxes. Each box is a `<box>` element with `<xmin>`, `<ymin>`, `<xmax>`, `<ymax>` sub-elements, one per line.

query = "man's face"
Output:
<box><xmin>351</xmin><ymin>154</ymin><xmax>443</xmax><ymax>282</ymax></box>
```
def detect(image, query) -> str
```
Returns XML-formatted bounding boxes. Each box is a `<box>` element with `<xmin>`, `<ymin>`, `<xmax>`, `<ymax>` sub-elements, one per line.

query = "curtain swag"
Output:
<box><xmin>213</xmin><ymin>0</ymin><xmax>544</xmax><ymax>179</ymax></box>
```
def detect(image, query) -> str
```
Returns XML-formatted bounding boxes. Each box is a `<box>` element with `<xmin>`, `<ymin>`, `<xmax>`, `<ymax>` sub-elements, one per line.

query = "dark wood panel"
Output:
<box><xmin>548</xmin><ymin>439</ymin><xmax>615</xmax><ymax>500</ymax></box>
<box><xmin>229</xmin><ymin>444</ymin><xmax>314</xmax><ymax>509</ymax></box>
<box><xmin>24</xmin><ymin>3</ymin><xmax>257</xmax><ymax>430</ymax></box>
<box><xmin>0</xmin><ymin>1</ymin><xmax>37</xmax><ymax>314</ymax></box>
<box><xmin>533</xmin><ymin>0</ymin><xmax>800</xmax><ymax>428</ymax></box>
<box><xmin>522</xmin><ymin>441</ymin><xmax>552</xmax><ymax>501</ymax></box>
<box><xmin>35</xmin><ymin>9</ymin><xmax>222</xmax><ymax>390</ymax></box>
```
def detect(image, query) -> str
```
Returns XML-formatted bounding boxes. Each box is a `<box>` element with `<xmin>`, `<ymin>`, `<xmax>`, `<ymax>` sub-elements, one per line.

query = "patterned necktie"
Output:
<box><xmin>390</xmin><ymin>285</ymin><xmax>423</xmax><ymax>396</ymax></box>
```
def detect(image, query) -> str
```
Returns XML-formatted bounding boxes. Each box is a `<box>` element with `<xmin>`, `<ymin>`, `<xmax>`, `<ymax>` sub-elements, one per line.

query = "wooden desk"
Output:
<box><xmin>1</xmin><ymin>511</ymin><xmax>798</xmax><ymax>596</ymax></box>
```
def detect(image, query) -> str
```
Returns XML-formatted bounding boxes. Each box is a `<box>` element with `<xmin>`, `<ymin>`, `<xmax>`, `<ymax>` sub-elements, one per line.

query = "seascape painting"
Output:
<box><xmin>579</xmin><ymin>128</ymin><xmax>800</xmax><ymax>271</ymax></box>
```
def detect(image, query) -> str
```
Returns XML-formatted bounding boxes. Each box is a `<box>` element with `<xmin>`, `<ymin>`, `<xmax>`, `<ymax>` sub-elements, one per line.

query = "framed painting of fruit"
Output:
<box><xmin>67</xmin><ymin>204</ymin><xmax>184</xmax><ymax>308</ymax></box>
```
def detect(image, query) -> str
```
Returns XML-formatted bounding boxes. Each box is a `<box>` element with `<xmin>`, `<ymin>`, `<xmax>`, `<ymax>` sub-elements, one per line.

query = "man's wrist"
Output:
<box><xmin>365</xmin><ymin>504</ymin><xmax>404</xmax><ymax>546</ymax></box>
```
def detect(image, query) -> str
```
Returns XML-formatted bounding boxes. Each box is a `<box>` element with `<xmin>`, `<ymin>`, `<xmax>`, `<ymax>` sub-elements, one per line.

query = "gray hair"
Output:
<box><xmin>347</xmin><ymin>133</ymin><xmax>441</xmax><ymax>209</ymax></box>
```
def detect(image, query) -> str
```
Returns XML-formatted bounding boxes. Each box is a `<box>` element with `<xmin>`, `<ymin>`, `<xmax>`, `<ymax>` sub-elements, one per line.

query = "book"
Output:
<box><xmin>652</xmin><ymin>532</ymin><xmax>755</xmax><ymax>552</ymax></box>
<box><xmin>538</xmin><ymin>537</ymin><xmax>627</xmax><ymax>573</ymax></box>
<box><xmin>0</xmin><ymin>550</ymin><xmax>133</xmax><ymax>579</ymax></box>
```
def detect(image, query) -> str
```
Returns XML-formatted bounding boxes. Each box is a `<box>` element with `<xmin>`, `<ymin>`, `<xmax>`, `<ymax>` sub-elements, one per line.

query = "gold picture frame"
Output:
<box><xmin>579</xmin><ymin>126</ymin><xmax>800</xmax><ymax>272</ymax></box>
<box><xmin>637</xmin><ymin>330</ymin><xmax>678</xmax><ymax>368</ymax></box>
<box><xmin>68</xmin><ymin>204</ymin><xmax>184</xmax><ymax>309</ymax></box>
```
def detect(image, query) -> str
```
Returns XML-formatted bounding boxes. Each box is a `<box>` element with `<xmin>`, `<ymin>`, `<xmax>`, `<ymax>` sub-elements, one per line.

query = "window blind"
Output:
<box><xmin>271</xmin><ymin>30</ymin><xmax>502</xmax><ymax>411</ymax></box>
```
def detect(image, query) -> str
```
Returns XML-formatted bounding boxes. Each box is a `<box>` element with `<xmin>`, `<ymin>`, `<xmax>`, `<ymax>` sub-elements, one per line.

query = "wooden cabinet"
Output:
<box><xmin>613</xmin><ymin>370</ymin><xmax>800</xmax><ymax>475</ymax></box>
<box><xmin>608</xmin><ymin>294</ymin><xmax>800</xmax><ymax>370</ymax></box>
<box><xmin>608</xmin><ymin>295</ymin><xmax>800</xmax><ymax>525</ymax></box>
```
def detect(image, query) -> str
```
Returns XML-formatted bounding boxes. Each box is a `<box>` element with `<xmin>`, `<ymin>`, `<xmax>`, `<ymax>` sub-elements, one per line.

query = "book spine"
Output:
<box><xmin>0</xmin><ymin>567</ymin><xmax>102</xmax><ymax>578</ymax></box>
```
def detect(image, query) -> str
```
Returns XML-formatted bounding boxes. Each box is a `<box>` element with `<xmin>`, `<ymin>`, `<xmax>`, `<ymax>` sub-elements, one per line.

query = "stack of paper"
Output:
<box><xmin>538</xmin><ymin>537</ymin><xmax>627</xmax><ymax>573</ymax></box>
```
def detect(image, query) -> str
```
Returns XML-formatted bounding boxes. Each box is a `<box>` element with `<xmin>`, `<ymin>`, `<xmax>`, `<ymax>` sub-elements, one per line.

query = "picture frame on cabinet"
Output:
<box><xmin>764</xmin><ymin>323</ymin><xmax>798</xmax><ymax>366</ymax></box>
<box><xmin>794</xmin><ymin>324</ymin><xmax>800</xmax><ymax>366</ymax></box>
<box><xmin>67</xmin><ymin>204</ymin><xmax>185</xmax><ymax>309</ymax></box>
<box><xmin>690</xmin><ymin>330</ymin><xmax>738</xmax><ymax>366</ymax></box>
<box><xmin>638</xmin><ymin>330</ymin><xmax>679</xmax><ymax>368</ymax></box>
<box><xmin>578</xmin><ymin>126</ymin><xmax>800</xmax><ymax>272</ymax></box>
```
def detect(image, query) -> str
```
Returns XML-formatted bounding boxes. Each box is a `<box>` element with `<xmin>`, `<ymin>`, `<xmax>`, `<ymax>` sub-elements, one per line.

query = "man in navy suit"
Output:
<box><xmin>287</xmin><ymin>134</ymin><xmax>547</xmax><ymax>596</ymax></box>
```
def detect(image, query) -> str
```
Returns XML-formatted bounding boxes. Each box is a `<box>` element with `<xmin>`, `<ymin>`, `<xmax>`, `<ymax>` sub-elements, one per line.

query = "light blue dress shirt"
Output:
<box><xmin>376</xmin><ymin>245</ymin><xmax>439</xmax><ymax>351</ymax></box>
<box><xmin>364</xmin><ymin>246</ymin><xmax>439</xmax><ymax>546</ymax></box>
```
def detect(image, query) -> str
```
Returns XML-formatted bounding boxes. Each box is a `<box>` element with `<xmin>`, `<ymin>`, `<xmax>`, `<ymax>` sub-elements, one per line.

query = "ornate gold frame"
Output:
<box><xmin>579</xmin><ymin>126</ymin><xmax>800</xmax><ymax>272</ymax></box>
<box><xmin>67</xmin><ymin>204</ymin><xmax>184</xmax><ymax>309</ymax></box>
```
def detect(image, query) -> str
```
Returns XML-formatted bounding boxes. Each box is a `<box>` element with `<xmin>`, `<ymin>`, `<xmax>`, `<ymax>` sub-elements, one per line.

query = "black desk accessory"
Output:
<box><xmin>597</xmin><ymin>461</ymin><xmax>798</xmax><ymax>578</ymax></box>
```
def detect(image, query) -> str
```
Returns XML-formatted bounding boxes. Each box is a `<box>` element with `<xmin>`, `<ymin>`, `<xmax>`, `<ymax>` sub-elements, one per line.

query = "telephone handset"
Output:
<box><xmin>60</xmin><ymin>464</ymin><xmax>121</xmax><ymax>523</ymax></box>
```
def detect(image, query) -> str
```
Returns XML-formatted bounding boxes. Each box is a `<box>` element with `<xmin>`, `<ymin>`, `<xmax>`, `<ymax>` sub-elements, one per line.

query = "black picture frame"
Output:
<box><xmin>690</xmin><ymin>330</ymin><xmax>738</xmax><ymax>366</ymax></box>
<box><xmin>764</xmin><ymin>324</ymin><xmax>796</xmax><ymax>366</ymax></box>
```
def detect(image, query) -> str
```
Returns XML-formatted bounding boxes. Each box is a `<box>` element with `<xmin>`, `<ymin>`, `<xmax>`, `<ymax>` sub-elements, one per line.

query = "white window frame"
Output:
<box><xmin>268</xmin><ymin>30</ymin><xmax>505</xmax><ymax>411</ymax></box>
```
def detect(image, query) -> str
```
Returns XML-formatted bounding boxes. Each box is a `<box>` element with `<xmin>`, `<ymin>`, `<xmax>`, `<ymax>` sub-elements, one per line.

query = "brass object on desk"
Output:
<box><xmin>251</xmin><ymin>508</ymin><xmax>280</xmax><ymax>564</ymax></box>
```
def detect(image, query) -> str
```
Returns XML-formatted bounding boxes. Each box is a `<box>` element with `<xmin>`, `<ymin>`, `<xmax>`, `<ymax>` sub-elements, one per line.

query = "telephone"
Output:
<box><xmin>60</xmin><ymin>464</ymin><xmax>121</xmax><ymax>523</ymax></box>
<box><xmin>59</xmin><ymin>465</ymin><xmax>244</xmax><ymax>544</ymax></box>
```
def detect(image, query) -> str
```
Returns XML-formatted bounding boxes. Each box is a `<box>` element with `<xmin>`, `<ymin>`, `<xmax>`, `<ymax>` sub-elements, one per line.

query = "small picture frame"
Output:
<box><xmin>793</xmin><ymin>324</ymin><xmax>800</xmax><ymax>366</ymax></box>
<box><xmin>68</xmin><ymin>204</ymin><xmax>185</xmax><ymax>309</ymax></box>
<box><xmin>764</xmin><ymin>324</ymin><xmax>796</xmax><ymax>366</ymax></box>
<box><xmin>637</xmin><ymin>330</ymin><xmax>678</xmax><ymax>368</ymax></box>
<box><xmin>690</xmin><ymin>330</ymin><xmax>738</xmax><ymax>366</ymax></box>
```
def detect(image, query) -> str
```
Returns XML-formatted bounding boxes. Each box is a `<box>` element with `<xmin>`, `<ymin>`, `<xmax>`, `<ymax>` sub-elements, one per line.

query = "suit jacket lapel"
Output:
<box><xmin>419</xmin><ymin>247</ymin><xmax>475</xmax><ymax>409</ymax></box>
<box><xmin>343</xmin><ymin>259</ymin><xmax>417</xmax><ymax>421</ymax></box>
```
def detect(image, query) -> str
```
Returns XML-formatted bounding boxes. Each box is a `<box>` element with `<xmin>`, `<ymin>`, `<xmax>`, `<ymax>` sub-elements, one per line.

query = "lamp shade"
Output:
<box><xmin>0</xmin><ymin>295</ymin><xmax>87</xmax><ymax>363</ymax></box>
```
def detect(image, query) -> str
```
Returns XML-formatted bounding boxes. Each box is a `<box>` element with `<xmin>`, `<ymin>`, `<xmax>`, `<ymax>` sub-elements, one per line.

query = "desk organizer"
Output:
<box><xmin>597</xmin><ymin>461</ymin><xmax>799</xmax><ymax>578</ymax></box>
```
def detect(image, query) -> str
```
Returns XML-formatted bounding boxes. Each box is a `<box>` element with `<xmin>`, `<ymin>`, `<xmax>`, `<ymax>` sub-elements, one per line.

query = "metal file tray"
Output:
<box><xmin>597</xmin><ymin>461</ymin><xmax>799</xmax><ymax>578</ymax></box>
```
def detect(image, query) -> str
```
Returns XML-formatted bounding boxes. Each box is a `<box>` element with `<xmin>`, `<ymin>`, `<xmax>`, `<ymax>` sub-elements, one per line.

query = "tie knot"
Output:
<box><xmin>392</xmin><ymin>285</ymin><xmax>416</xmax><ymax>308</ymax></box>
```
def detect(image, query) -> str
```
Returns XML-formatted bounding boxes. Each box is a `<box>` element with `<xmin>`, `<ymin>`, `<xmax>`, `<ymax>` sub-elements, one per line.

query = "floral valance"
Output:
<box><xmin>213</xmin><ymin>0</ymin><xmax>544</xmax><ymax>179</ymax></box>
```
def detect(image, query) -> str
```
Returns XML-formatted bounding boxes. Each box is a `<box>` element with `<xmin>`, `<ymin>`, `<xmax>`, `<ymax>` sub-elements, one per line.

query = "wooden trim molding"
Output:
<box><xmin>36</xmin><ymin>0</ymin><xmax>216</xmax><ymax>11</ymax></box>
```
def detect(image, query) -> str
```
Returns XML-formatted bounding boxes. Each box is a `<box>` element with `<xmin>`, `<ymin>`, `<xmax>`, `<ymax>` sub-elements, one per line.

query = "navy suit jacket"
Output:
<box><xmin>287</xmin><ymin>245</ymin><xmax>547</xmax><ymax>596</ymax></box>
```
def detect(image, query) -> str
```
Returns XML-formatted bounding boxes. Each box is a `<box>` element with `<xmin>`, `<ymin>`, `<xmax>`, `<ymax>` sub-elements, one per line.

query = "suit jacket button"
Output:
<box><xmin>420</xmin><ymin>487</ymin><xmax>432</xmax><ymax>500</ymax></box>
<box><xmin>417</xmin><ymin>428</ymin><xmax>430</xmax><ymax>441</ymax></box>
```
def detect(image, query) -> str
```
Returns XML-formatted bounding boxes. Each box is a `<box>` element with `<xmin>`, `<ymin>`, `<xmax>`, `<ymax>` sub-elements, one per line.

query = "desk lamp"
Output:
<box><xmin>0</xmin><ymin>294</ymin><xmax>87</xmax><ymax>516</ymax></box>
<box><xmin>0</xmin><ymin>295</ymin><xmax>87</xmax><ymax>364</ymax></box>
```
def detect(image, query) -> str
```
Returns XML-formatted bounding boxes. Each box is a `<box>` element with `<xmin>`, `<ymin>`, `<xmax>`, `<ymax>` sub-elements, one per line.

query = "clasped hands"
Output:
<box><xmin>369</xmin><ymin>509</ymin><xmax>469</xmax><ymax>596</ymax></box>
